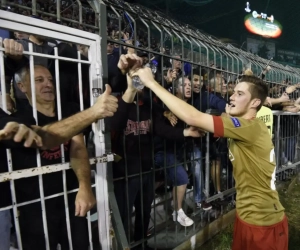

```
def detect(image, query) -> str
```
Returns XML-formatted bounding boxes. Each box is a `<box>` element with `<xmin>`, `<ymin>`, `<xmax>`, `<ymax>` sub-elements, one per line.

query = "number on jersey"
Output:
<box><xmin>270</xmin><ymin>149</ymin><xmax>276</xmax><ymax>190</ymax></box>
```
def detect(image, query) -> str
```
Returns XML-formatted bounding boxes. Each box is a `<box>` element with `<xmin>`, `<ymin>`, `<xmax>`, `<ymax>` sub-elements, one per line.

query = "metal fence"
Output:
<box><xmin>0</xmin><ymin>7</ymin><xmax>113</xmax><ymax>250</ymax></box>
<box><xmin>0</xmin><ymin>0</ymin><xmax>300</xmax><ymax>250</ymax></box>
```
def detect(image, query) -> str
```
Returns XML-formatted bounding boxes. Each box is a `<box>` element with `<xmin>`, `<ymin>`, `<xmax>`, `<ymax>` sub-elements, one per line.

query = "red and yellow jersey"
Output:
<box><xmin>213</xmin><ymin>116</ymin><xmax>284</xmax><ymax>226</ymax></box>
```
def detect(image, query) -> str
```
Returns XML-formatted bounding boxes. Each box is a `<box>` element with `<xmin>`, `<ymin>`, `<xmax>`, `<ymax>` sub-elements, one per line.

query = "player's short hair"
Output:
<box><xmin>239</xmin><ymin>75</ymin><xmax>268</xmax><ymax>111</ymax></box>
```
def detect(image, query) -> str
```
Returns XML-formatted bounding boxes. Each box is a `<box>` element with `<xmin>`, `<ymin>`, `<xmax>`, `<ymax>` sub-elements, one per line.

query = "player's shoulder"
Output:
<box><xmin>223</xmin><ymin>116</ymin><xmax>262</xmax><ymax>128</ymax></box>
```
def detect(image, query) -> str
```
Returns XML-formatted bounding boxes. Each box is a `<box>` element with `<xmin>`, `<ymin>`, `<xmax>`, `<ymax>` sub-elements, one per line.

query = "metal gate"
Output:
<box><xmin>0</xmin><ymin>9</ymin><xmax>112</xmax><ymax>250</ymax></box>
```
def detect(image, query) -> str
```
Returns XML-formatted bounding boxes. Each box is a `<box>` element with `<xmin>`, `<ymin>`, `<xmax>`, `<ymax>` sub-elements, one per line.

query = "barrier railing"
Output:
<box><xmin>1</xmin><ymin>1</ymin><xmax>300</xmax><ymax>250</ymax></box>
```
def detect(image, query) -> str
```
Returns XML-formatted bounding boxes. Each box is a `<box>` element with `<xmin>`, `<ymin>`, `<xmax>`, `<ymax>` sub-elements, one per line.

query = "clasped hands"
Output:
<box><xmin>117</xmin><ymin>53</ymin><xmax>155</xmax><ymax>87</ymax></box>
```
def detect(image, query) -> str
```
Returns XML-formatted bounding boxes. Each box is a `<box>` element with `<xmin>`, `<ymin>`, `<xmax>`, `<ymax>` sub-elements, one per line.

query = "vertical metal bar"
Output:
<box><xmin>162</xmin><ymin>26</ymin><xmax>173</xmax><ymax>246</ymax></box>
<box><xmin>76</xmin><ymin>0</ymin><xmax>83</xmax><ymax>24</ymax></box>
<box><xmin>109</xmin><ymin>6</ymin><xmax>122</xmax><ymax>54</ymax></box>
<box><xmin>190</xmin><ymin>38</ymin><xmax>202</xmax><ymax>67</ymax></box>
<box><xmin>91</xmin><ymin>36</ymin><xmax>111</xmax><ymax>249</ymax></box>
<box><xmin>231</xmin><ymin>52</ymin><xmax>243</xmax><ymax>76</ymax></box>
<box><xmin>98</xmin><ymin>1</ymin><xmax>129</xmax><ymax>249</ymax></box>
<box><xmin>56</xmin><ymin>0</ymin><xmax>61</xmax><ymax>22</ymax></box>
<box><xmin>221</xmin><ymin>49</ymin><xmax>229</xmax><ymax>79</ymax></box>
<box><xmin>206</xmin><ymin>43</ymin><xmax>216</xmax><ymax>68</ymax></box>
<box><xmin>197</xmin><ymin>40</ymin><xmax>209</xmax><ymax>66</ymax></box>
<box><xmin>32</xmin><ymin>0</ymin><xmax>37</xmax><ymax>16</ymax></box>
<box><xmin>124</xmin><ymin>12</ymin><xmax>136</xmax><ymax>50</ymax></box>
<box><xmin>0</xmin><ymin>38</ymin><xmax>7</xmax><ymax>111</ymax></box>
<box><xmin>272</xmin><ymin>67</ymin><xmax>280</xmax><ymax>86</ymax></box>
<box><xmin>54</xmin><ymin>47</ymin><xmax>73</xmax><ymax>250</ymax></box>
<box><xmin>77</xmin><ymin>51</ymin><xmax>84</xmax><ymax>111</ymax></box>
<box><xmin>205</xmin><ymin>132</ymin><xmax>210</xmax><ymax>198</ymax></box>
<box><xmin>0</xmin><ymin>38</ymin><xmax>23</xmax><ymax>250</ymax></box>
<box><xmin>7</xmin><ymin>148</ymin><xmax>24</xmax><ymax>250</ymax></box>
<box><xmin>204</xmin><ymin>42</ymin><xmax>211</xmax><ymax>199</ymax></box>
<box><xmin>172</xmin><ymin>29</ymin><xmax>184</xmax><ymax>239</ymax></box>
<box><xmin>28</xmin><ymin>42</ymin><xmax>50</xmax><ymax>250</ymax></box>
<box><xmin>275</xmin><ymin>115</ymin><xmax>281</xmax><ymax>170</ymax></box>
<box><xmin>212</xmin><ymin>45</ymin><xmax>221</xmax><ymax>68</ymax></box>
<box><xmin>128</xmin><ymin>12</ymin><xmax>147</xmax><ymax>248</ymax></box>
<box><xmin>190</xmin><ymin>38</ymin><xmax>210</xmax><ymax>199</ymax></box>
<box><xmin>149</xmin><ymin>17</ymin><xmax>162</xmax><ymax>247</ymax></box>
<box><xmin>1</xmin><ymin>0</ymin><xmax>6</xmax><ymax>9</ymax></box>
<box><xmin>87</xmin><ymin>211</ymin><xmax>94</xmax><ymax>250</ymax></box>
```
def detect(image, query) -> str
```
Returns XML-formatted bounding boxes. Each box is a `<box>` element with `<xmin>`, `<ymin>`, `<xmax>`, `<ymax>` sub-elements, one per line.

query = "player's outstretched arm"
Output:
<box><xmin>131</xmin><ymin>67</ymin><xmax>214</xmax><ymax>133</ymax></box>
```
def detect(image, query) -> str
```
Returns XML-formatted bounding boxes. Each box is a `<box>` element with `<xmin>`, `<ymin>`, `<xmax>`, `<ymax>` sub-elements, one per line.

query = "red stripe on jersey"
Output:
<box><xmin>213</xmin><ymin>116</ymin><xmax>224</xmax><ymax>137</ymax></box>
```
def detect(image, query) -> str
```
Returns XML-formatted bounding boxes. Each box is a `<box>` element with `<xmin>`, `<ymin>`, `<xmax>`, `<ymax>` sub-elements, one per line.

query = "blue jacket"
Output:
<box><xmin>192</xmin><ymin>91</ymin><xmax>226</xmax><ymax>114</ymax></box>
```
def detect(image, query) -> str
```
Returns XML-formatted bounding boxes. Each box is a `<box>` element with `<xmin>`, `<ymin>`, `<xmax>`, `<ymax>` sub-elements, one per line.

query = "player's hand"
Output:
<box><xmin>117</xmin><ymin>53</ymin><xmax>143</xmax><ymax>74</ymax></box>
<box><xmin>183</xmin><ymin>126</ymin><xmax>206</xmax><ymax>137</ymax></box>
<box><xmin>3</xmin><ymin>39</ymin><xmax>24</xmax><ymax>59</ymax></box>
<box><xmin>92</xmin><ymin>84</ymin><xmax>118</xmax><ymax>119</ymax></box>
<box><xmin>75</xmin><ymin>186</ymin><xmax>96</xmax><ymax>217</ymax></box>
<box><xmin>131</xmin><ymin>67</ymin><xmax>155</xmax><ymax>88</ymax></box>
<box><xmin>0</xmin><ymin>122</ymin><xmax>43</xmax><ymax>147</ymax></box>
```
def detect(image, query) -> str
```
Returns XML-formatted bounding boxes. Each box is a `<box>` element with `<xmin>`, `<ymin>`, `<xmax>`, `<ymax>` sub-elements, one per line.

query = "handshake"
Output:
<box><xmin>117</xmin><ymin>54</ymin><xmax>156</xmax><ymax>90</ymax></box>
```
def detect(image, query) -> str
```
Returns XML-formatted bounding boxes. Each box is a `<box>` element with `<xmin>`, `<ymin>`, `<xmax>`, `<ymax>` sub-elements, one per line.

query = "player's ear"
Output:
<box><xmin>251</xmin><ymin>98</ymin><xmax>261</xmax><ymax>109</ymax></box>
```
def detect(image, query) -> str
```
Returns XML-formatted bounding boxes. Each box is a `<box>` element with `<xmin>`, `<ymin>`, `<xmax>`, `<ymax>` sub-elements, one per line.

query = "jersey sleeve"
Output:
<box><xmin>213</xmin><ymin>116</ymin><xmax>261</xmax><ymax>142</ymax></box>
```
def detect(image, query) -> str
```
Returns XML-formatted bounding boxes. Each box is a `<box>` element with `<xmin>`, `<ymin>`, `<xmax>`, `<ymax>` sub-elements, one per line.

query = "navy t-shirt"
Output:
<box><xmin>10</xmin><ymin>103</ymin><xmax>80</xmax><ymax>204</ymax></box>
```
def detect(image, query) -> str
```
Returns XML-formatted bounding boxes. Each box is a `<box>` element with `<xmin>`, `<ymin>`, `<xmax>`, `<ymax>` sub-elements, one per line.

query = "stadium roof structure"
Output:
<box><xmin>125</xmin><ymin>0</ymin><xmax>300</xmax><ymax>51</ymax></box>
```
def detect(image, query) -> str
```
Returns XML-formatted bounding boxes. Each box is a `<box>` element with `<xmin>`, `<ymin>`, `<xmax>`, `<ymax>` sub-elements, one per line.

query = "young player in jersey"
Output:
<box><xmin>123</xmin><ymin>57</ymin><xmax>288</xmax><ymax>250</ymax></box>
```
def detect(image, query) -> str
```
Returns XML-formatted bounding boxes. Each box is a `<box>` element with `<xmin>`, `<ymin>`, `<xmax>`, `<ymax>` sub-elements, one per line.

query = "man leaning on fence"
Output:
<box><xmin>127</xmin><ymin>55</ymin><xmax>288</xmax><ymax>250</ymax></box>
<box><xmin>10</xmin><ymin>64</ymin><xmax>93</xmax><ymax>250</ymax></box>
<box><xmin>0</xmin><ymin>75</ymin><xmax>118</xmax><ymax>249</ymax></box>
